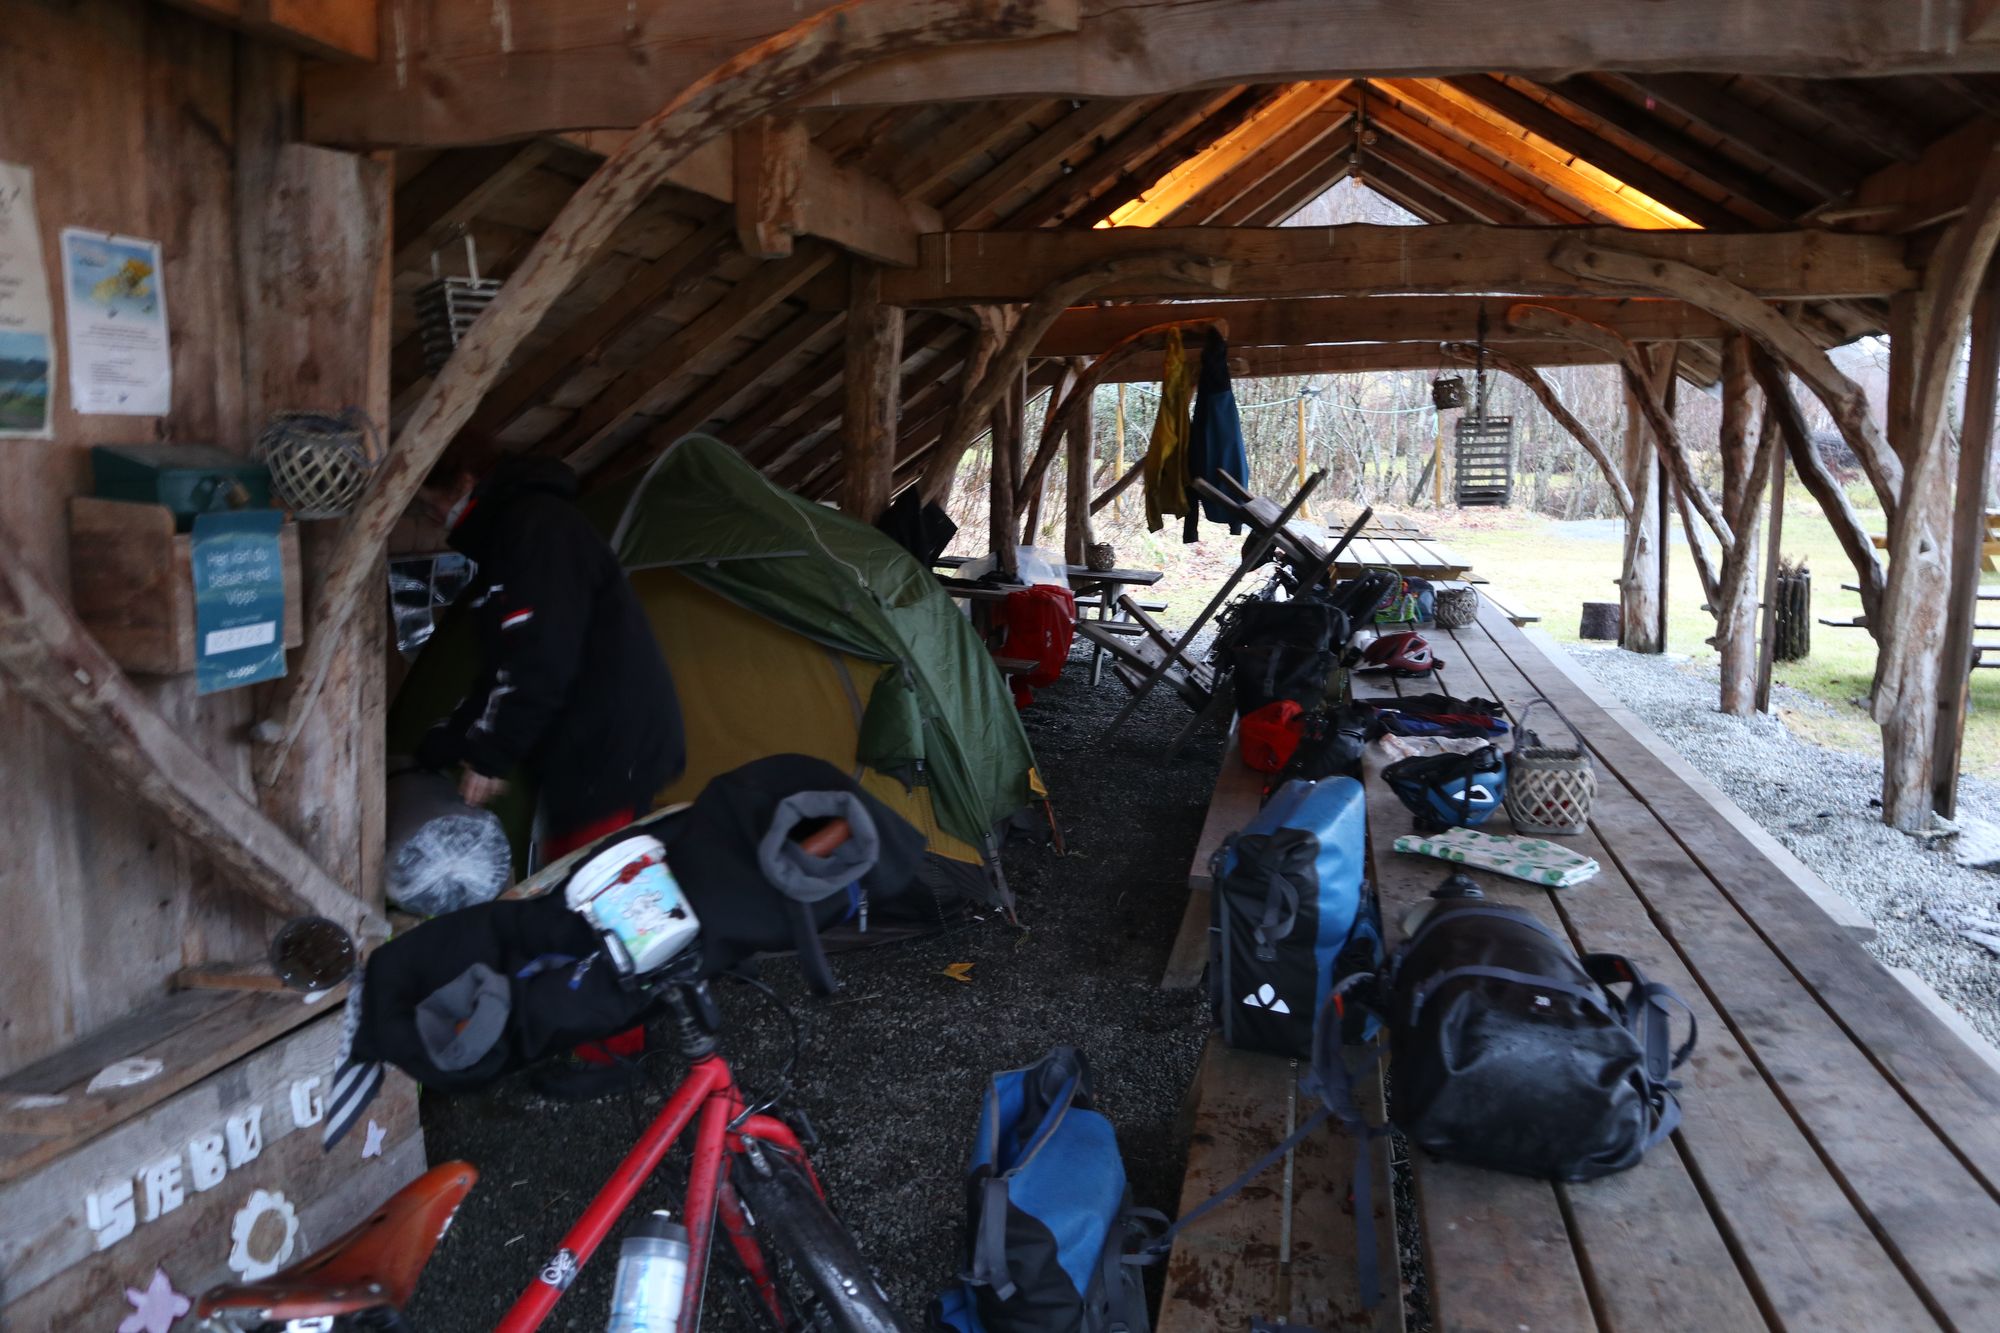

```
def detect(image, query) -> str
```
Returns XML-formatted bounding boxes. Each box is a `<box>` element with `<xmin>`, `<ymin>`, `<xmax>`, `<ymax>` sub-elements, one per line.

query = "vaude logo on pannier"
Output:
<box><xmin>1241</xmin><ymin>983</ymin><xmax>1292</xmax><ymax>1013</ymax></box>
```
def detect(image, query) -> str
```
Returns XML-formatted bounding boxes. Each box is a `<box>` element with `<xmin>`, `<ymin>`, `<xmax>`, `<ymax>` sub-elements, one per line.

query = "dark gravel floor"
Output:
<box><xmin>406</xmin><ymin>646</ymin><xmax>1219</xmax><ymax>1330</ymax></box>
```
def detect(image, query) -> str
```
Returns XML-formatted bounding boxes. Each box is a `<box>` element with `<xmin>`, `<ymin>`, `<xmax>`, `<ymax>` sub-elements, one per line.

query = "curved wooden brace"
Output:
<box><xmin>1013</xmin><ymin>316</ymin><xmax>1227</xmax><ymax>518</ymax></box>
<box><xmin>256</xmin><ymin>0</ymin><xmax>1076</xmax><ymax>786</ymax></box>
<box><xmin>1547</xmin><ymin>238</ymin><xmax>1904</xmax><ymax>514</ymax></box>
<box><xmin>1441</xmin><ymin>340</ymin><xmax>1633</xmax><ymax>517</ymax></box>
<box><xmin>1507</xmin><ymin>302</ymin><xmax>1734</xmax><ymax>551</ymax></box>
<box><xmin>921</xmin><ymin>252</ymin><xmax>1232</xmax><ymax>503</ymax></box>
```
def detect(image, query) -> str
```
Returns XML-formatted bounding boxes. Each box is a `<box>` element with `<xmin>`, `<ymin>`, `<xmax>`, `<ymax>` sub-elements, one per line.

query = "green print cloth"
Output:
<box><xmin>1392</xmin><ymin>827</ymin><xmax>1600</xmax><ymax>888</ymax></box>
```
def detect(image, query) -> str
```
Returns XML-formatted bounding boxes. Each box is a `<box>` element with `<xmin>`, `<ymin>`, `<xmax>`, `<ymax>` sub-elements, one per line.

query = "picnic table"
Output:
<box><xmin>1321</xmin><ymin>514</ymin><xmax>1472</xmax><ymax>580</ymax></box>
<box><xmin>1157</xmin><ymin>600</ymin><xmax>2000</xmax><ymax>1330</ymax></box>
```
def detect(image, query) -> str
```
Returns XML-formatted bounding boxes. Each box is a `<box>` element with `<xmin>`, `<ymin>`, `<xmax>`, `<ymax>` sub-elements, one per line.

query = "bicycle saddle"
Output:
<box><xmin>196</xmin><ymin>1162</ymin><xmax>477</xmax><ymax>1321</ymax></box>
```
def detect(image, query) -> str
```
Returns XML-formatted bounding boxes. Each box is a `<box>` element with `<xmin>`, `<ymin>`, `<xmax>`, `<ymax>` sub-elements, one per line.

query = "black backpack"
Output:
<box><xmin>1222</xmin><ymin>598</ymin><xmax>1349</xmax><ymax>713</ymax></box>
<box><xmin>1387</xmin><ymin>885</ymin><xmax>1696</xmax><ymax>1181</ymax></box>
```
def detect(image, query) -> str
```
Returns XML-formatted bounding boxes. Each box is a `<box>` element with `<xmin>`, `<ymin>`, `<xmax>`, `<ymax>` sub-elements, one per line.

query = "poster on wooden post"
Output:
<box><xmin>0</xmin><ymin>161</ymin><xmax>53</xmax><ymax>438</ymax></box>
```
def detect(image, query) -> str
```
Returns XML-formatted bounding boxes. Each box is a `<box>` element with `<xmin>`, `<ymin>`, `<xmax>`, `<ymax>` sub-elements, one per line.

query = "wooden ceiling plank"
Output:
<box><xmin>1846</xmin><ymin>116</ymin><xmax>2000</xmax><ymax>233</ymax></box>
<box><xmin>165</xmin><ymin>0</ymin><xmax>376</xmax><ymax>60</ymax></box>
<box><xmin>1443</xmin><ymin>75</ymin><xmax>1763</xmax><ymax>229</ymax></box>
<box><xmin>392</xmin><ymin>143</ymin><xmax>556</xmax><ymax>272</ymax></box>
<box><xmin>1747</xmin><ymin>76</ymin><xmax>1931</xmax><ymax>165</ymax></box>
<box><xmin>1007</xmin><ymin>90</ymin><xmax>1240</xmax><ymax>228</ymax></box>
<box><xmin>1211</xmin><ymin>132</ymin><xmax>1359</xmax><ymax>226</ymax></box>
<box><xmin>550</xmin><ymin>244</ymin><xmax>840</xmax><ymax>469</ymax></box>
<box><xmin>889</xmin><ymin>100</ymin><xmax>1052</xmax><ymax>200</ymax></box>
<box><xmin>1538</xmin><ymin>76</ymin><xmax>1812</xmax><ymax>221</ymax></box>
<box><xmin>1357</xmin><ymin>165</ymin><xmax>1471</xmax><ymax>224</ymax></box>
<box><xmin>879</xmin><ymin>226</ymin><xmax>1915</xmax><ymax>305</ymax></box>
<box><xmin>1348</xmin><ymin>87</ymin><xmax>1588</xmax><ymax>225</ymax></box>
<box><xmin>1107</xmin><ymin>82</ymin><xmax>1349</xmax><ymax>228</ymax></box>
<box><xmin>461</xmin><ymin>212</ymin><xmax>738</xmax><ymax>440</ymax></box>
<box><xmin>941</xmin><ymin>100</ymin><xmax>1143</xmax><ymax>228</ymax></box>
<box><xmin>1243</xmin><ymin>157</ymin><xmax>1355</xmax><ymax>224</ymax></box>
<box><xmin>1360</xmin><ymin>136</ymin><xmax>1546</xmax><ymax>224</ymax></box>
<box><xmin>1616</xmin><ymin>74</ymin><xmax>1860</xmax><ymax>201</ymax></box>
<box><xmin>1093</xmin><ymin>339</ymin><xmax>1620</xmax><ymax>382</ymax></box>
<box><xmin>1068</xmin><ymin>90</ymin><xmax>1274</xmax><ymax>227</ymax></box>
<box><xmin>1381</xmin><ymin>79</ymin><xmax>1670</xmax><ymax>227</ymax></box>
<box><xmin>1166</xmin><ymin>99</ymin><xmax>1355</xmax><ymax>226</ymax></box>
<box><xmin>1037</xmin><ymin>297</ymin><xmax>1728</xmax><ymax>356</ymax></box>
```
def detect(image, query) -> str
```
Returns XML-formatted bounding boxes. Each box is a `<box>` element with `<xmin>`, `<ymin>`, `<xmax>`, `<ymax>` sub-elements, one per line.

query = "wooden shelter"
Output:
<box><xmin>8</xmin><ymin>0</ymin><xmax>2000</xmax><ymax>1323</ymax></box>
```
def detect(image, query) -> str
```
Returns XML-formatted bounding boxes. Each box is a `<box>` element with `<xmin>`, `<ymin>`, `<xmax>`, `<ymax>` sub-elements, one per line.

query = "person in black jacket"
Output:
<box><xmin>413</xmin><ymin>441</ymin><xmax>686</xmax><ymax>858</ymax></box>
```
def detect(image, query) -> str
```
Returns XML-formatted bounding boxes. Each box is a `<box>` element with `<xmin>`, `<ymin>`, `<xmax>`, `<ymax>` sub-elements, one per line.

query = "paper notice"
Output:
<box><xmin>60</xmin><ymin>227</ymin><xmax>171</xmax><ymax>416</ymax></box>
<box><xmin>0</xmin><ymin>163</ymin><xmax>53</xmax><ymax>438</ymax></box>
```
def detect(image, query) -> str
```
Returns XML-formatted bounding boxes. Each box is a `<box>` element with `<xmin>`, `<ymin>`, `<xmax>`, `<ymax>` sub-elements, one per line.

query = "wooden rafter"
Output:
<box><xmin>942</xmin><ymin>100</ymin><xmax>1141</xmax><ymax>228</ymax></box>
<box><xmin>393</xmin><ymin>144</ymin><xmax>557</xmax><ymax>272</ymax></box>
<box><xmin>1439</xmin><ymin>75</ymin><xmax>1758</xmax><ymax>230</ymax></box>
<box><xmin>307</xmin><ymin>0</ymin><xmax>2000</xmax><ymax>146</ymax></box>
<box><xmin>1011</xmin><ymin>90</ymin><xmax>1244</xmax><ymax>228</ymax></box>
<box><xmin>1347</xmin><ymin>85</ymin><xmax>1589</xmax><ymax>225</ymax></box>
<box><xmin>1615</xmin><ymin>74</ymin><xmax>1859</xmax><ymax>202</ymax></box>
<box><xmin>882</xmin><ymin>226</ymin><xmax>1916</xmax><ymax>305</ymax></box>
<box><xmin>1359</xmin><ymin>136</ymin><xmax>1536</xmax><ymax>224</ymax></box>
<box><xmin>1039</xmin><ymin>296</ymin><xmax>1726</xmax><ymax>356</ymax></box>
<box><xmin>1200</xmin><ymin>104</ymin><xmax>1356</xmax><ymax>225</ymax></box>
<box><xmin>1107</xmin><ymin>83</ymin><xmax>1349</xmax><ymax>227</ymax></box>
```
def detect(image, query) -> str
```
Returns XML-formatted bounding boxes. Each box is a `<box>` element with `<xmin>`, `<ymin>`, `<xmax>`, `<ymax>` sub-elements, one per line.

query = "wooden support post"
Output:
<box><xmin>1717</xmin><ymin>335</ymin><xmax>1766</xmax><ymax>714</ymax></box>
<box><xmin>1296</xmin><ymin>392</ymin><xmax>1311</xmax><ymax>520</ymax></box>
<box><xmin>1065</xmin><ymin>373</ymin><xmax>1095</xmax><ymax>564</ymax></box>
<box><xmin>253</xmin><ymin>0</ymin><xmax>1072</xmax><ymax>786</ymax></box>
<box><xmin>1620</xmin><ymin>358</ymin><xmax>1663</xmax><ymax>652</ymax></box>
<box><xmin>1755</xmin><ymin>440</ymin><xmax>1787</xmax><ymax>713</ymax></box>
<box><xmin>1657</xmin><ymin>349</ymin><xmax>1679</xmax><ymax>652</ymax></box>
<box><xmin>840</xmin><ymin>260</ymin><xmax>903</xmax><ymax>523</ymax></box>
<box><xmin>1114</xmin><ymin>383</ymin><xmax>1127</xmax><ymax>519</ymax></box>
<box><xmin>0</xmin><ymin>553</ymin><xmax>386</xmax><ymax>942</ymax></box>
<box><xmin>733</xmin><ymin>115</ymin><xmax>809</xmax><ymax>258</ymax></box>
<box><xmin>1935</xmin><ymin>261</ymin><xmax>2000</xmax><ymax>815</ymax></box>
<box><xmin>1880</xmin><ymin>291</ymin><xmax>1956</xmax><ymax>830</ymax></box>
<box><xmin>991</xmin><ymin>367</ymin><xmax>1025</xmax><ymax>578</ymax></box>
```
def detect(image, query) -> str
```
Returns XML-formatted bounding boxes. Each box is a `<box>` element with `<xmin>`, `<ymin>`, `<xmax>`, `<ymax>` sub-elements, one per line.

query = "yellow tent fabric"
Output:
<box><xmin>634</xmin><ymin>567</ymin><xmax>984</xmax><ymax>867</ymax></box>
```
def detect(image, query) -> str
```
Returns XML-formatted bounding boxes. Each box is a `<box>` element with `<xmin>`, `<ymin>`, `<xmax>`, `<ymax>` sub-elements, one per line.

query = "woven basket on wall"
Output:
<box><xmin>1504</xmin><ymin>698</ymin><xmax>1596</xmax><ymax>836</ymax></box>
<box><xmin>256</xmin><ymin>410</ymin><xmax>381</xmax><ymax>519</ymax></box>
<box><xmin>1434</xmin><ymin>585</ymin><xmax>1479</xmax><ymax>629</ymax></box>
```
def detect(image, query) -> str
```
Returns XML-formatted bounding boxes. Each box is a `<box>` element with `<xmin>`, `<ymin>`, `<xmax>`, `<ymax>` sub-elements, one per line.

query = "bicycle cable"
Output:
<box><xmin>722</xmin><ymin>971</ymin><xmax>804</xmax><ymax>1132</ymax></box>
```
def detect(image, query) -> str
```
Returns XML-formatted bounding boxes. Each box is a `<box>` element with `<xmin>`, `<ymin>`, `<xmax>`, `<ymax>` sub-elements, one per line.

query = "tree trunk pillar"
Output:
<box><xmin>990</xmin><ymin>366</ymin><xmax>1024</xmax><ymax>578</ymax></box>
<box><xmin>1064</xmin><ymin>366</ymin><xmax>1095</xmax><ymax>565</ymax></box>
<box><xmin>1881</xmin><ymin>290</ymin><xmax>1955</xmax><ymax>830</ymax></box>
<box><xmin>1620</xmin><ymin>360</ymin><xmax>1663</xmax><ymax>652</ymax></box>
<box><xmin>840</xmin><ymin>260</ymin><xmax>902</xmax><ymax>523</ymax></box>
<box><xmin>1717</xmin><ymin>335</ymin><xmax>1763</xmax><ymax>714</ymax></box>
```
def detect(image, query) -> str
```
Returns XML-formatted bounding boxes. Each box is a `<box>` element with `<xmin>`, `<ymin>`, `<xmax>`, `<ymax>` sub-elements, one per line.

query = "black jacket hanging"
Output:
<box><xmin>1183</xmin><ymin>329</ymin><xmax>1249</xmax><ymax>543</ymax></box>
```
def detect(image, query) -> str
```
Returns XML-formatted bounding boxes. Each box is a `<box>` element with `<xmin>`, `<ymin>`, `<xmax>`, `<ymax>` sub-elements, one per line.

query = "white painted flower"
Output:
<box><xmin>227</xmin><ymin>1189</ymin><xmax>300</xmax><ymax>1281</ymax></box>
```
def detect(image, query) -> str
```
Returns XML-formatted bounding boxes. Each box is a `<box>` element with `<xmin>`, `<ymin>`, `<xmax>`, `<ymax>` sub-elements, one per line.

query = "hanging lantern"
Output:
<box><xmin>1431</xmin><ymin>376</ymin><xmax>1466</xmax><ymax>410</ymax></box>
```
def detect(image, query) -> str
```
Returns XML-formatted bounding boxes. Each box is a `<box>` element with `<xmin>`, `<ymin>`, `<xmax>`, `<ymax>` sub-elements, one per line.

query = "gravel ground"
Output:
<box><xmin>1565</xmin><ymin>644</ymin><xmax>2000</xmax><ymax>1051</ymax></box>
<box><xmin>406</xmin><ymin>647</ymin><xmax>1217</xmax><ymax>1330</ymax></box>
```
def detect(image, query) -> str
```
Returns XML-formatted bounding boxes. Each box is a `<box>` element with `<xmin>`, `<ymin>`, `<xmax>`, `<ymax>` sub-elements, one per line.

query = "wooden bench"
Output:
<box><xmin>1157</xmin><ymin>1034</ymin><xmax>1401</xmax><ymax>1333</ymax></box>
<box><xmin>1344</xmin><ymin>606</ymin><xmax>2000</xmax><ymax>1331</ymax></box>
<box><xmin>1162</xmin><ymin>719</ymin><xmax>1261</xmax><ymax>988</ymax></box>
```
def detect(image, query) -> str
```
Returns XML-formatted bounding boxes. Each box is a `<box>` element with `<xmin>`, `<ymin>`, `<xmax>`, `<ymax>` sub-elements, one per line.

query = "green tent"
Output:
<box><xmin>609</xmin><ymin>435</ymin><xmax>1038</xmax><ymax>856</ymax></box>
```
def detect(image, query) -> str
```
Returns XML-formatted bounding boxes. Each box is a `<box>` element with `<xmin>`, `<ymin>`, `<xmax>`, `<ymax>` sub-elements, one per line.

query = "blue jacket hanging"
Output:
<box><xmin>1183</xmin><ymin>328</ymin><xmax>1249</xmax><ymax>542</ymax></box>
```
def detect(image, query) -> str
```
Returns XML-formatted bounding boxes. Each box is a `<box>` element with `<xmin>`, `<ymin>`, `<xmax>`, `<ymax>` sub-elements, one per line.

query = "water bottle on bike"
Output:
<box><xmin>607</xmin><ymin>1211</ymin><xmax>691</xmax><ymax>1333</ymax></box>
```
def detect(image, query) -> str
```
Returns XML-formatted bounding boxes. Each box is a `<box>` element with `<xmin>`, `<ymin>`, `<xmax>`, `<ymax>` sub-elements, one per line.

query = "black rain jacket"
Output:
<box><xmin>418</xmin><ymin>458</ymin><xmax>685</xmax><ymax>829</ymax></box>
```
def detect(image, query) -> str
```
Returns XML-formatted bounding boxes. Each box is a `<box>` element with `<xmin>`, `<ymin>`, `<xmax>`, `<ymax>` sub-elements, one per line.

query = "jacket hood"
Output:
<box><xmin>450</xmin><ymin>457</ymin><xmax>579</xmax><ymax>559</ymax></box>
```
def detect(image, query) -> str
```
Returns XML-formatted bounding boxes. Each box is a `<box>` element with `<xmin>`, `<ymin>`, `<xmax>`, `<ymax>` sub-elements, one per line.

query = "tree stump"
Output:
<box><xmin>1579</xmin><ymin>601</ymin><xmax>1622</xmax><ymax>640</ymax></box>
<box><xmin>1775</xmin><ymin>569</ymin><xmax>1811</xmax><ymax>662</ymax></box>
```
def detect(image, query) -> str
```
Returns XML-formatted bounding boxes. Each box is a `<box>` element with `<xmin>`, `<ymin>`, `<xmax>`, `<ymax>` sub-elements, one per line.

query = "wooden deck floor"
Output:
<box><xmin>1354</xmin><ymin>605</ymin><xmax>2000</xmax><ymax>1332</ymax></box>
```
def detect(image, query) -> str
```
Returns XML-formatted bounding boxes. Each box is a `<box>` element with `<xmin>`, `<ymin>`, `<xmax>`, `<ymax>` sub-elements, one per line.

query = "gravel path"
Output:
<box><xmin>1565</xmin><ymin>644</ymin><xmax>2000</xmax><ymax>1052</ymax></box>
<box><xmin>407</xmin><ymin>648</ymin><xmax>1216</xmax><ymax>1330</ymax></box>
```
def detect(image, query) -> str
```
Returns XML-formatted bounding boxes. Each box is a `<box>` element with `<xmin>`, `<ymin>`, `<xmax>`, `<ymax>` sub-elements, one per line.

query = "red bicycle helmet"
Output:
<box><xmin>1361</xmin><ymin>630</ymin><xmax>1440</xmax><ymax>675</ymax></box>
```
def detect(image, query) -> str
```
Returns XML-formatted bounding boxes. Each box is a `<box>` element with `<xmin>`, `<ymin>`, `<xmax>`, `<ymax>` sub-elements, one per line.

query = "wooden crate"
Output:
<box><xmin>0</xmin><ymin>1008</ymin><xmax>423</xmax><ymax>1326</ymax></box>
<box><xmin>69</xmin><ymin>497</ymin><xmax>303</xmax><ymax>675</ymax></box>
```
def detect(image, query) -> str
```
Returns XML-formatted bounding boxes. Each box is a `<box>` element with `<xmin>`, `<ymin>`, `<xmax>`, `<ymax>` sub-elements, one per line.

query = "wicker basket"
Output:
<box><xmin>1086</xmin><ymin>542</ymin><xmax>1116</xmax><ymax>572</ymax></box>
<box><xmin>256</xmin><ymin>410</ymin><xmax>380</xmax><ymax>519</ymax></box>
<box><xmin>1504</xmin><ymin>698</ymin><xmax>1596</xmax><ymax>836</ymax></box>
<box><xmin>1434</xmin><ymin>585</ymin><xmax>1479</xmax><ymax>629</ymax></box>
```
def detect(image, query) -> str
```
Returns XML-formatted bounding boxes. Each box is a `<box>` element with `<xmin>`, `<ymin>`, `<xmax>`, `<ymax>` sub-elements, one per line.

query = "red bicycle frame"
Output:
<box><xmin>494</xmin><ymin>1051</ymin><xmax>817</xmax><ymax>1333</ymax></box>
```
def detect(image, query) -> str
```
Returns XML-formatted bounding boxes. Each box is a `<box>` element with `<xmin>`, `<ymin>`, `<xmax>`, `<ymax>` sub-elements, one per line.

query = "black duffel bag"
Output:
<box><xmin>1387</xmin><ymin>885</ymin><xmax>1696</xmax><ymax>1181</ymax></box>
<box><xmin>1223</xmin><ymin>597</ymin><xmax>1349</xmax><ymax>713</ymax></box>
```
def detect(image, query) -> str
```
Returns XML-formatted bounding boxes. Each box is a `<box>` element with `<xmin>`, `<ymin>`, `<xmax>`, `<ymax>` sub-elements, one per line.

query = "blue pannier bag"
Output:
<box><xmin>931</xmin><ymin>1047</ymin><xmax>1152</xmax><ymax>1333</ymax></box>
<box><xmin>1210</xmin><ymin>777</ymin><xmax>1382</xmax><ymax>1057</ymax></box>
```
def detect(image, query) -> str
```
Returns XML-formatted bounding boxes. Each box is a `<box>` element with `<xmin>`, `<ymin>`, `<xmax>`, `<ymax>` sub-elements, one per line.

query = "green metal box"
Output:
<box><xmin>90</xmin><ymin>445</ymin><xmax>272</xmax><ymax>528</ymax></box>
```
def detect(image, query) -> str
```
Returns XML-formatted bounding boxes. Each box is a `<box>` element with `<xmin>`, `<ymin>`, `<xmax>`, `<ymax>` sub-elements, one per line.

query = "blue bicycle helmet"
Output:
<box><xmin>1381</xmin><ymin>745</ymin><xmax>1507</xmax><ymax>831</ymax></box>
